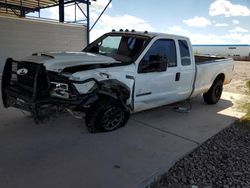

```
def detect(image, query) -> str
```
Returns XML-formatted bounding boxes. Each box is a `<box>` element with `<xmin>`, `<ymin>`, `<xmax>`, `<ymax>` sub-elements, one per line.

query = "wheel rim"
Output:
<box><xmin>214</xmin><ymin>84</ymin><xmax>223</xmax><ymax>99</ymax></box>
<box><xmin>101</xmin><ymin>107</ymin><xmax>124</xmax><ymax>131</ymax></box>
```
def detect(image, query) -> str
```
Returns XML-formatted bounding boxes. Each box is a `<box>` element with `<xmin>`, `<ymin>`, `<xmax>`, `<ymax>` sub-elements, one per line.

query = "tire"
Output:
<box><xmin>203</xmin><ymin>79</ymin><xmax>223</xmax><ymax>105</ymax></box>
<box><xmin>85</xmin><ymin>98</ymin><xmax>130</xmax><ymax>133</ymax></box>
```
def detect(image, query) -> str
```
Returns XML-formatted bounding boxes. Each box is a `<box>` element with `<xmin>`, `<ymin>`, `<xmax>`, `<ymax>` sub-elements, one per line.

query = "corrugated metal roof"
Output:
<box><xmin>0</xmin><ymin>0</ymin><xmax>60</xmax><ymax>16</ymax></box>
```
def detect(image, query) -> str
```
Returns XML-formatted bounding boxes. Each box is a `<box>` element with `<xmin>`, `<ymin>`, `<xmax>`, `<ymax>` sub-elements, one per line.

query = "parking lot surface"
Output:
<box><xmin>0</xmin><ymin>91</ymin><xmax>245</xmax><ymax>188</ymax></box>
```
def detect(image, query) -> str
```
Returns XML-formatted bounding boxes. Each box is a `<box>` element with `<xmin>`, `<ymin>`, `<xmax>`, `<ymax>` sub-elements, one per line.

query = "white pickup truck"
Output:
<box><xmin>2</xmin><ymin>31</ymin><xmax>234</xmax><ymax>132</ymax></box>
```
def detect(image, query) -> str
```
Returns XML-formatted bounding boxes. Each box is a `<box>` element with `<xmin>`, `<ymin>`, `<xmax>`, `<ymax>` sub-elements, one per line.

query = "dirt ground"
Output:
<box><xmin>224</xmin><ymin>61</ymin><xmax>250</xmax><ymax>94</ymax></box>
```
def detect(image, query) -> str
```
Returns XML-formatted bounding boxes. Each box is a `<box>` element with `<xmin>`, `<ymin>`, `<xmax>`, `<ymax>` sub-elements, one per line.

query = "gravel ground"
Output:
<box><xmin>148</xmin><ymin>125</ymin><xmax>250</xmax><ymax>188</ymax></box>
<box><xmin>148</xmin><ymin>61</ymin><xmax>250</xmax><ymax>188</ymax></box>
<box><xmin>224</xmin><ymin>61</ymin><xmax>250</xmax><ymax>94</ymax></box>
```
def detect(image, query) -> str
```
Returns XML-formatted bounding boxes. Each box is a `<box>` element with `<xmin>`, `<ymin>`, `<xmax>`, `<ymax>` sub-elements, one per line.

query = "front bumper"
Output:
<box><xmin>1</xmin><ymin>58</ymin><xmax>97</xmax><ymax>119</ymax></box>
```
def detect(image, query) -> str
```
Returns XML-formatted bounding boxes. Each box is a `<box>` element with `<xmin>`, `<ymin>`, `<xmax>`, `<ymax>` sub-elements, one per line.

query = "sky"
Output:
<box><xmin>29</xmin><ymin>0</ymin><xmax>250</xmax><ymax>44</ymax></box>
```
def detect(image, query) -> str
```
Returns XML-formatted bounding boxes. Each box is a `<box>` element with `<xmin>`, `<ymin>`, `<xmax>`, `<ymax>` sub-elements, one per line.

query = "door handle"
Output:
<box><xmin>175</xmin><ymin>72</ymin><xmax>181</xmax><ymax>81</ymax></box>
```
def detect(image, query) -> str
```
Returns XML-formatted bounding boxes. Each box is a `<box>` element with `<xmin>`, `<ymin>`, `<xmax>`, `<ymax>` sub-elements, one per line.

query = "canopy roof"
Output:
<box><xmin>0</xmin><ymin>0</ymin><xmax>90</xmax><ymax>17</ymax></box>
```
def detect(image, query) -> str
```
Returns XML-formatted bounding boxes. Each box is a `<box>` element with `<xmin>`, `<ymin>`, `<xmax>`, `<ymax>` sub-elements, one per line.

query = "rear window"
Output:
<box><xmin>178</xmin><ymin>40</ymin><xmax>191</xmax><ymax>66</ymax></box>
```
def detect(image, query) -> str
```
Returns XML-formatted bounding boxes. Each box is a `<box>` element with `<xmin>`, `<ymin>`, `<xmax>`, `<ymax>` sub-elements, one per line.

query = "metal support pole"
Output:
<box><xmin>59</xmin><ymin>0</ymin><xmax>64</xmax><ymax>22</ymax></box>
<box><xmin>86</xmin><ymin>0</ymin><xmax>90</xmax><ymax>44</ymax></box>
<box><xmin>74</xmin><ymin>1</ymin><xmax>76</xmax><ymax>22</ymax></box>
<box><xmin>90</xmin><ymin>0</ymin><xmax>112</xmax><ymax>32</ymax></box>
<box><xmin>76</xmin><ymin>3</ymin><xmax>87</xmax><ymax>18</ymax></box>
<box><xmin>38</xmin><ymin>0</ymin><xmax>40</xmax><ymax>18</ymax></box>
<box><xmin>20</xmin><ymin>0</ymin><xmax>25</xmax><ymax>17</ymax></box>
<box><xmin>5</xmin><ymin>0</ymin><xmax>7</xmax><ymax>14</ymax></box>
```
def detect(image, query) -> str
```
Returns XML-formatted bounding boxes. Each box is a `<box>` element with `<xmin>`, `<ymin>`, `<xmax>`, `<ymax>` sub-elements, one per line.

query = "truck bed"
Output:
<box><xmin>191</xmin><ymin>56</ymin><xmax>234</xmax><ymax>97</ymax></box>
<box><xmin>195</xmin><ymin>55</ymin><xmax>227</xmax><ymax>64</ymax></box>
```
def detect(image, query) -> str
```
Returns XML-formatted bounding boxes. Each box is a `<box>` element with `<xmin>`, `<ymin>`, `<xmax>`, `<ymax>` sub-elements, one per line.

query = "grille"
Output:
<box><xmin>9</xmin><ymin>60</ymin><xmax>49</xmax><ymax>99</ymax></box>
<box><xmin>11</xmin><ymin>61</ymin><xmax>39</xmax><ymax>92</ymax></box>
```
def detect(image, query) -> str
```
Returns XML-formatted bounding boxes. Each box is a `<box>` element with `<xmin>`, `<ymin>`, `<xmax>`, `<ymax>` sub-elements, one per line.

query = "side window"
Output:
<box><xmin>138</xmin><ymin>39</ymin><xmax>177</xmax><ymax>73</ymax></box>
<box><xmin>178</xmin><ymin>40</ymin><xmax>191</xmax><ymax>66</ymax></box>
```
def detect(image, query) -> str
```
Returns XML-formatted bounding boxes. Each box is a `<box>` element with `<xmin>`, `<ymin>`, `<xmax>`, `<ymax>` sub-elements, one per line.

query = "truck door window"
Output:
<box><xmin>138</xmin><ymin>39</ymin><xmax>177</xmax><ymax>73</ymax></box>
<box><xmin>178</xmin><ymin>40</ymin><xmax>191</xmax><ymax>66</ymax></box>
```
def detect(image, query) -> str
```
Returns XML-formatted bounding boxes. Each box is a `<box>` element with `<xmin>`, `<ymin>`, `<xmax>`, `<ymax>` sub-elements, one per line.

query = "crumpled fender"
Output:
<box><xmin>96</xmin><ymin>79</ymin><xmax>131</xmax><ymax>110</ymax></box>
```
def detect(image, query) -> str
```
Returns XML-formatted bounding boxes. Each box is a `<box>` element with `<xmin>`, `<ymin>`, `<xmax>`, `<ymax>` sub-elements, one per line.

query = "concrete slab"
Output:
<box><xmin>0</xmin><ymin>112</ymin><xmax>197</xmax><ymax>188</ymax></box>
<box><xmin>0</xmin><ymin>91</ymin><xmax>245</xmax><ymax>188</ymax></box>
<box><xmin>132</xmin><ymin>92</ymin><xmax>245</xmax><ymax>144</ymax></box>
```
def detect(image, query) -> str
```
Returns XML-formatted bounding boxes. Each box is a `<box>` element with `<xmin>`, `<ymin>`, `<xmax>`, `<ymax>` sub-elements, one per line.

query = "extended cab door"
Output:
<box><xmin>134</xmin><ymin>39</ymin><xmax>182</xmax><ymax>112</ymax></box>
<box><xmin>176</xmin><ymin>39</ymin><xmax>195</xmax><ymax>99</ymax></box>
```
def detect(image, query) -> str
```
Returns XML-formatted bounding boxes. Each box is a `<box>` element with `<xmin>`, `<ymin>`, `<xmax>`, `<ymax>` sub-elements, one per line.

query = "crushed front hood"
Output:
<box><xmin>21</xmin><ymin>52</ymin><xmax>120</xmax><ymax>72</ymax></box>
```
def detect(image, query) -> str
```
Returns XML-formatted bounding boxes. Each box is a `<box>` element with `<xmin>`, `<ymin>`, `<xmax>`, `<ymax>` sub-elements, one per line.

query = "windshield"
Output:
<box><xmin>83</xmin><ymin>34</ymin><xmax>150</xmax><ymax>63</ymax></box>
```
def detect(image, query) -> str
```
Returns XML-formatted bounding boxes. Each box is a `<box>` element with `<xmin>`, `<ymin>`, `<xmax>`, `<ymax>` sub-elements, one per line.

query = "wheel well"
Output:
<box><xmin>98</xmin><ymin>79</ymin><xmax>130</xmax><ymax>103</ymax></box>
<box><xmin>97</xmin><ymin>92</ymin><xmax>128</xmax><ymax>109</ymax></box>
<box><xmin>215</xmin><ymin>73</ymin><xmax>225</xmax><ymax>83</ymax></box>
<box><xmin>90</xmin><ymin>93</ymin><xmax>130</xmax><ymax>114</ymax></box>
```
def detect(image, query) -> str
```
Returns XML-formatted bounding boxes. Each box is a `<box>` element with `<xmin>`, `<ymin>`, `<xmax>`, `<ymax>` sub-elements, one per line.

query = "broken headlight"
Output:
<box><xmin>73</xmin><ymin>80</ymin><xmax>97</xmax><ymax>94</ymax></box>
<box><xmin>50</xmin><ymin>82</ymin><xmax>69</xmax><ymax>99</ymax></box>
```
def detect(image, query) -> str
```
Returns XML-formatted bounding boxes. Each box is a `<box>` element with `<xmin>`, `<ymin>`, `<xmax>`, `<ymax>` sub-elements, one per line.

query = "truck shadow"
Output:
<box><xmin>0</xmin><ymin>95</ymin><xmax>237</xmax><ymax>140</ymax></box>
<box><xmin>131</xmin><ymin>95</ymin><xmax>238</xmax><ymax>144</ymax></box>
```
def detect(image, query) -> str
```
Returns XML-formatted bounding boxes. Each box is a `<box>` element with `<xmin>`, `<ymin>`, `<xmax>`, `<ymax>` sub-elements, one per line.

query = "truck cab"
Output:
<box><xmin>132</xmin><ymin>34</ymin><xmax>196</xmax><ymax>111</ymax></box>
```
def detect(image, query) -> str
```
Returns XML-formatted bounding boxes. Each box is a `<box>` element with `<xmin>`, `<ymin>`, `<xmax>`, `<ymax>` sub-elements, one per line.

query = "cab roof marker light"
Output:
<box><xmin>119</xmin><ymin>29</ymin><xmax>124</xmax><ymax>32</ymax></box>
<box><xmin>112</xmin><ymin>29</ymin><xmax>116</xmax><ymax>32</ymax></box>
<box><xmin>131</xmin><ymin>29</ymin><xmax>135</xmax><ymax>32</ymax></box>
<box><xmin>125</xmin><ymin>29</ymin><xmax>129</xmax><ymax>32</ymax></box>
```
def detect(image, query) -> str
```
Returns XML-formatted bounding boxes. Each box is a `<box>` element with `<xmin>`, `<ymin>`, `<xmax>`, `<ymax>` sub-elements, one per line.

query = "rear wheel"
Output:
<box><xmin>85</xmin><ymin>98</ymin><xmax>130</xmax><ymax>133</ymax></box>
<box><xmin>203</xmin><ymin>79</ymin><xmax>223</xmax><ymax>104</ymax></box>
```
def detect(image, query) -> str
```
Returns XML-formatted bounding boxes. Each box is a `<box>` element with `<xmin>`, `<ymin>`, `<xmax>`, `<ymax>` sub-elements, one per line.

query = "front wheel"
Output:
<box><xmin>203</xmin><ymin>79</ymin><xmax>223</xmax><ymax>104</ymax></box>
<box><xmin>85</xmin><ymin>98</ymin><xmax>130</xmax><ymax>133</ymax></box>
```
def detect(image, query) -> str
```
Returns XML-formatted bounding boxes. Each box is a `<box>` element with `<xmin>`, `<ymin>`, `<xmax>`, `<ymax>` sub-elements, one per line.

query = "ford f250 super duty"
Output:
<box><xmin>1</xmin><ymin>31</ymin><xmax>234</xmax><ymax>133</ymax></box>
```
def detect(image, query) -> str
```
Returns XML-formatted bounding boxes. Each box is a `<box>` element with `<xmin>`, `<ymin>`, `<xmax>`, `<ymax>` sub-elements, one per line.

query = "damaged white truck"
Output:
<box><xmin>1</xmin><ymin>31</ymin><xmax>234</xmax><ymax>133</ymax></box>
